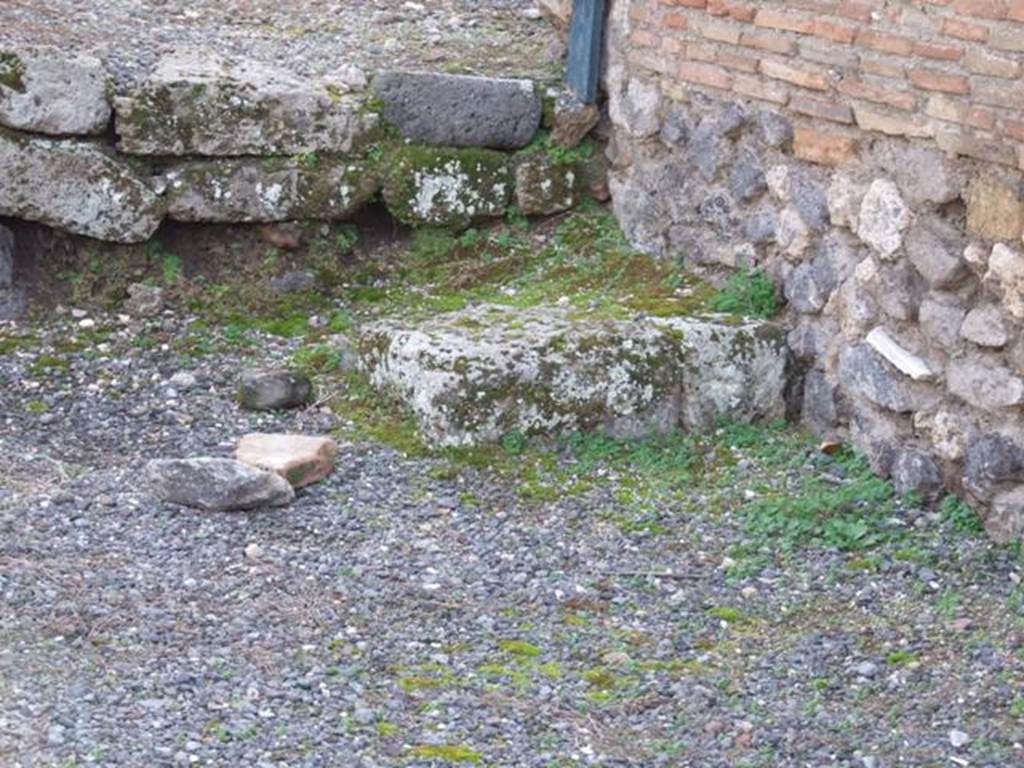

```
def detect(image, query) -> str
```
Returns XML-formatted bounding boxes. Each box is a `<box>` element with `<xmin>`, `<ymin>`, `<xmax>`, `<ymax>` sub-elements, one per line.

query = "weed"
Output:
<box><xmin>886</xmin><ymin>650</ymin><xmax>918</xmax><ymax>666</ymax></box>
<box><xmin>498</xmin><ymin>639</ymin><xmax>542</xmax><ymax>658</ymax></box>
<box><xmin>408</xmin><ymin>745</ymin><xmax>482</xmax><ymax>764</ymax></box>
<box><xmin>708</xmin><ymin>269</ymin><xmax>777</xmax><ymax>319</ymax></box>
<box><xmin>940</xmin><ymin>495</ymin><xmax>984</xmax><ymax>536</ymax></box>
<box><xmin>292</xmin><ymin>343</ymin><xmax>342</xmax><ymax>375</ymax></box>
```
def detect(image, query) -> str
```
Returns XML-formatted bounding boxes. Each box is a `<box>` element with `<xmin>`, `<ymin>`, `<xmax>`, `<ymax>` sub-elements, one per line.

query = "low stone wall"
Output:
<box><xmin>0</xmin><ymin>47</ymin><xmax>603</xmax><ymax>247</ymax></box>
<box><xmin>603</xmin><ymin>1</ymin><xmax>1024</xmax><ymax>541</ymax></box>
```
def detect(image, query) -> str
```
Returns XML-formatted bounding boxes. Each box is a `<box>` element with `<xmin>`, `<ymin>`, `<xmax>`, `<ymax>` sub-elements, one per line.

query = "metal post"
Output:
<box><xmin>565</xmin><ymin>0</ymin><xmax>607</xmax><ymax>105</ymax></box>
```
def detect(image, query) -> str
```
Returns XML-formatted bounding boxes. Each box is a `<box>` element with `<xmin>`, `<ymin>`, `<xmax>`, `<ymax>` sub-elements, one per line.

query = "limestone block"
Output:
<box><xmin>116</xmin><ymin>51</ymin><xmax>378</xmax><ymax>156</ymax></box>
<box><xmin>0</xmin><ymin>129</ymin><xmax>162</xmax><ymax>243</ymax></box>
<box><xmin>358</xmin><ymin>304</ymin><xmax>789</xmax><ymax>447</ymax></box>
<box><xmin>164</xmin><ymin>158</ymin><xmax>377</xmax><ymax>223</ymax></box>
<box><xmin>382</xmin><ymin>146</ymin><xmax>511</xmax><ymax>229</ymax></box>
<box><xmin>0</xmin><ymin>47</ymin><xmax>111</xmax><ymax>135</ymax></box>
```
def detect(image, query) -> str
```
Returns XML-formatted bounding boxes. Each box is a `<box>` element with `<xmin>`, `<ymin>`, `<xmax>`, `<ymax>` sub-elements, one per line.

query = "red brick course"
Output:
<box><xmin>627</xmin><ymin>0</ymin><xmax>1024</xmax><ymax>168</ymax></box>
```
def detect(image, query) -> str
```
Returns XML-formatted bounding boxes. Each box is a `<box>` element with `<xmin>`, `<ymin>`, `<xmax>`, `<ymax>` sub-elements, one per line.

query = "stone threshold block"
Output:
<box><xmin>358</xmin><ymin>304</ymin><xmax>788</xmax><ymax>447</ymax></box>
<box><xmin>115</xmin><ymin>51</ymin><xmax>379</xmax><ymax>156</ymax></box>
<box><xmin>0</xmin><ymin>128</ymin><xmax>163</xmax><ymax>243</ymax></box>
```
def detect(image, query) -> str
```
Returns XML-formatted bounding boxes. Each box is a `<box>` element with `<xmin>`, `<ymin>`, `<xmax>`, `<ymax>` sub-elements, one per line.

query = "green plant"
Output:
<box><xmin>940</xmin><ymin>495</ymin><xmax>984</xmax><ymax>536</ymax></box>
<box><xmin>292</xmin><ymin>343</ymin><xmax>342</xmax><ymax>375</ymax></box>
<box><xmin>709</xmin><ymin>269</ymin><xmax>777</xmax><ymax>319</ymax></box>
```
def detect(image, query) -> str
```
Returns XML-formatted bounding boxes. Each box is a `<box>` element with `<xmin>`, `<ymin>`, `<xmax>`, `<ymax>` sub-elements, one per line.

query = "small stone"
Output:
<box><xmin>169</xmin><ymin>371</ymin><xmax>198</xmax><ymax>390</ymax></box>
<box><xmin>949</xmin><ymin>729</ymin><xmax>969</xmax><ymax>748</ymax></box>
<box><xmin>906</xmin><ymin>218</ymin><xmax>968</xmax><ymax>289</ymax></box>
<box><xmin>515</xmin><ymin>156</ymin><xmax>579</xmax><ymax>216</ymax></box>
<box><xmin>965</xmin><ymin>173</ymin><xmax>1024</xmax><ymax>241</ymax></box>
<box><xmin>244</xmin><ymin>543</ymin><xmax>265</xmax><ymax>560</ymax></box>
<box><xmin>857</xmin><ymin>179</ymin><xmax>911</xmax><ymax>259</ymax></box>
<box><xmin>237</xmin><ymin>369</ymin><xmax>313</xmax><ymax>411</ymax></box>
<box><xmin>948</xmin><ymin>357</ymin><xmax>1024</xmax><ymax>410</ymax></box>
<box><xmin>838</xmin><ymin>343</ymin><xmax>938</xmax><ymax>413</ymax></box>
<box><xmin>919</xmin><ymin>295</ymin><xmax>967</xmax><ymax>349</ymax></box>
<box><xmin>960</xmin><ymin>305</ymin><xmax>1009</xmax><ymax>348</ymax></box>
<box><xmin>609</xmin><ymin>77</ymin><xmax>661</xmax><ymax>139</ymax></box>
<box><xmin>235</xmin><ymin>433</ymin><xmax>339</xmax><ymax>488</ymax></box>
<box><xmin>754</xmin><ymin>109</ymin><xmax>793</xmax><ymax>148</ymax></box>
<box><xmin>125</xmin><ymin>282</ymin><xmax>164</xmax><ymax>318</ymax></box>
<box><xmin>891</xmin><ymin>448</ymin><xmax>943</xmax><ymax>498</ymax></box>
<box><xmin>963</xmin><ymin>433</ymin><xmax>1024</xmax><ymax>502</ymax></box>
<box><xmin>853</xmin><ymin>661</ymin><xmax>878</xmax><ymax>678</ymax></box>
<box><xmin>729</xmin><ymin>149</ymin><xmax>767</xmax><ymax>203</ymax></box>
<box><xmin>145</xmin><ymin>457</ymin><xmax>295</xmax><ymax>511</ymax></box>
<box><xmin>986</xmin><ymin>243</ymin><xmax>1024</xmax><ymax>320</ymax></box>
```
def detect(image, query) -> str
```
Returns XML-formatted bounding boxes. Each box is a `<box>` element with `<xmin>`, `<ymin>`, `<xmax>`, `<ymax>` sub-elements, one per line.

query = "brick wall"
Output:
<box><xmin>624</xmin><ymin>0</ymin><xmax>1024</xmax><ymax>169</ymax></box>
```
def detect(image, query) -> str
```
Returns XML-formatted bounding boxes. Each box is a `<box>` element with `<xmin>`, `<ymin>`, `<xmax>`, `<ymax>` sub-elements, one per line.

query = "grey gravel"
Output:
<box><xmin>2</xmin><ymin>304</ymin><xmax>1024</xmax><ymax>767</ymax></box>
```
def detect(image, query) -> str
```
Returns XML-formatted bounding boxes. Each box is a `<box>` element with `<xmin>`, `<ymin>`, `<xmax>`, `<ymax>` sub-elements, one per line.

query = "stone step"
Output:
<box><xmin>358</xmin><ymin>304</ymin><xmax>789</xmax><ymax>447</ymax></box>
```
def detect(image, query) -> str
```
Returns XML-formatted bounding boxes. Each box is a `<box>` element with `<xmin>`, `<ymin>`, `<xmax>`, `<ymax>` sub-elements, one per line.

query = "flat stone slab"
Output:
<box><xmin>373</xmin><ymin>71</ymin><xmax>542</xmax><ymax>150</ymax></box>
<box><xmin>359</xmin><ymin>304</ymin><xmax>788</xmax><ymax>447</ymax></box>
<box><xmin>115</xmin><ymin>51</ymin><xmax>379</xmax><ymax>156</ymax></box>
<box><xmin>0</xmin><ymin>129</ymin><xmax>163</xmax><ymax>243</ymax></box>
<box><xmin>145</xmin><ymin>457</ymin><xmax>295</xmax><ymax>511</ymax></box>
<box><xmin>0</xmin><ymin>47</ymin><xmax>111</xmax><ymax>135</ymax></box>
<box><xmin>236</xmin><ymin>433</ymin><xmax>339</xmax><ymax>488</ymax></box>
<box><xmin>164</xmin><ymin>158</ymin><xmax>377</xmax><ymax>223</ymax></box>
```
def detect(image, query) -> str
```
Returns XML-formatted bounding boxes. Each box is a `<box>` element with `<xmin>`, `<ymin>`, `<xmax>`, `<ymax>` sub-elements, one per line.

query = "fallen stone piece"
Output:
<box><xmin>163</xmin><ymin>158</ymin><xmax>377</xmax><ymax>223</ymax></box>
<box><xmin>145</xmin><ymin>457</ymin><xmax>294</xmax><ymax>511</ymax></box>
<box><xmin>0</xmin><ymin>47</ymin><xmax>111</xmax><ymax>135</ymax></box>
<box><xmin>382</xmin><ymin>146</ymin><xmax>511</xmax><ymax>229</ymax></box>
<box><xmin>358</xmin><ymin>304</ymin><xmax>788</xmax><ymax>447</ymax></box>
<box><xmin>373</xmin><ymin>71</ymin><xmax>542</xmax><ymax>150</ymax></box>
<box><xmin>236</xmin><ymin>433</ymin><xmax>339</xmax><ymax>488</ymax></box>
<box><xmin>115</xmin><ymin>51</ymin><xmax>379</xmax><ymax>156</ymax></box>
<box><xmin>865</xmin><ymin>327</ymin><xmax>934</xmax><ymax>381</ymax></box>
<box><xmin>0</xmin><ymin>129</ymin><xmax>163</xmax><ymax>242</ymax></box>
<box><xmin>551</xmin><ymin>90</ymin><xmax>600</xmax><ymax>149</ymax></box>
<box><xmin>238</xmin><ymin>369</ymin><xmax>313</xmax><ymax>411</ymax></box>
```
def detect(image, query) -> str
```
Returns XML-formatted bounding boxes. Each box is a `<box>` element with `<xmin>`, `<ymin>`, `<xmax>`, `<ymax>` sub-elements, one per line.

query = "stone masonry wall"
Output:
<box><xmin>604</xmin><ymin>0</ymin><xmax>1024</xmax><ymax>541</ymax></box>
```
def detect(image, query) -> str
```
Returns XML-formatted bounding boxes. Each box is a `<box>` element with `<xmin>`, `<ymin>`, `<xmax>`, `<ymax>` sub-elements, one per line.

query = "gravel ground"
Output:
<box><xmin>2</xmin><ymin>300</ymin><xmax>1024</xmax><ymax>768</ymax></box>
<box><xmin>0</xmin><ymin>0</ymin><xmax>562</xmax><ymax>90</ymax></box>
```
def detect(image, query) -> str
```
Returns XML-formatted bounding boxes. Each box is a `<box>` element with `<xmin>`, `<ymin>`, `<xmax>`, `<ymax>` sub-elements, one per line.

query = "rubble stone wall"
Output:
<box><xmin>604</xmin><ymin>0</ymin><xmax>1024</xmax><ymax>541</ymax></box>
